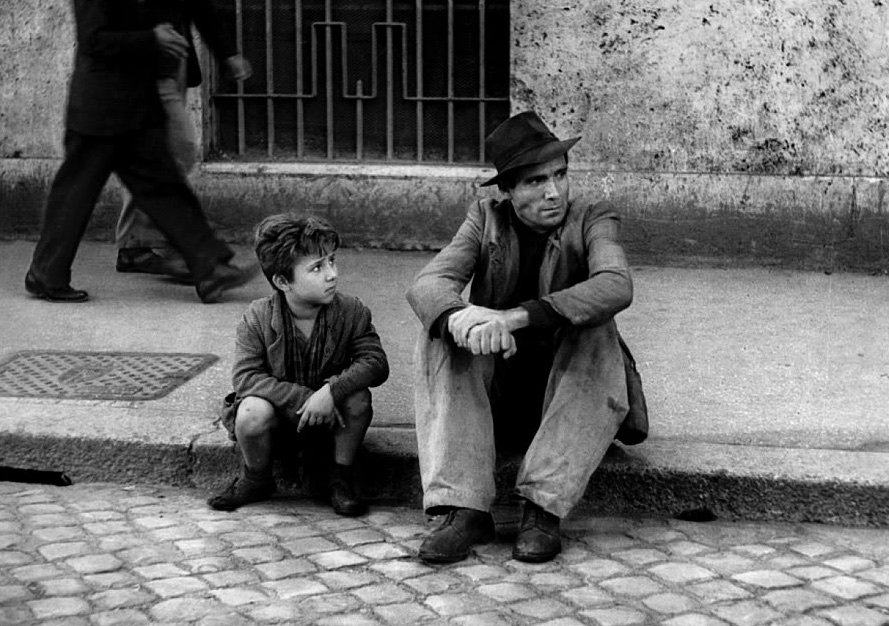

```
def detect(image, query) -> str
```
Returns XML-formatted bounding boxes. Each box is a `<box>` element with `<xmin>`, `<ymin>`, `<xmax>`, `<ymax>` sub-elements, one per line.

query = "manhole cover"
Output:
<box><xmin>0</xmin><ymin>351</ymin><xmax>219</xmax><ymax>401</ymax></box>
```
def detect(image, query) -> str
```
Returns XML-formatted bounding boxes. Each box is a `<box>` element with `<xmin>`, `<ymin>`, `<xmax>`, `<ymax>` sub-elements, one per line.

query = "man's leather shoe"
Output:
<box><xmin>195</xmin><ymin>262</ymin><xmax>260</xmax><ymax>304</ymax></box>
<box><xmin>25</xmin><ymin>271</ymin><xmax>88</xmax><ymax>303</ymax></box>
<box><xmin>512</xmin><ymin>500</ymin><xmax>561</xmax><ymax>563</ymax></box>
<box><xmin>418</xmin><ymin>507</ymin><xmax>495</xmax><ymax>564</ymax></box>
<box><xmin>116</xmin><ymin>248</ymin><xmax>192</xmax><ymax>282</ymax></box>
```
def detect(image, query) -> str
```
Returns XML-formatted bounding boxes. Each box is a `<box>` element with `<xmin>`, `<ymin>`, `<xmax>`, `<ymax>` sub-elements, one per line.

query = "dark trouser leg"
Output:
<box><xmin>491</xmin><ymin>334</ymin><xmax>554</xmax><ymax>454</ymax></box>
<box><xmin>29</xmin><ymin>130</ymin><xmax>116</xmax><ymax>288</ymax></box>
<box><xmin>515</xmin><ymin>323</ymin><xmax>628</xmax><ymax>519</ymax></box>
<box><xmin>116</xmin><ymin>74</ymin><xmax>196</xmax><ymax>255</ymax></box>
<box><xmin>113</xmin><ymin>125</ymin><xmax>233</xmax><ymax>281</ymax></box>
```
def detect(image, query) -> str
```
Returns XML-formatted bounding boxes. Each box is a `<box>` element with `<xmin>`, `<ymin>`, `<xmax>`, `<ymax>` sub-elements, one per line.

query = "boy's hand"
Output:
<box><xmin>296</xmin><ymin>384</ymin><xmax>345</xmax><ymax>432</ymax></box>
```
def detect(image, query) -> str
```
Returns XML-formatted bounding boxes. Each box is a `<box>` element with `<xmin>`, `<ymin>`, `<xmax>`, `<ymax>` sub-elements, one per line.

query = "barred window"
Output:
<box><xmin>209</xmin><ymin>0</ymin><xmax>510</xmax><ymax>164</ymax></box>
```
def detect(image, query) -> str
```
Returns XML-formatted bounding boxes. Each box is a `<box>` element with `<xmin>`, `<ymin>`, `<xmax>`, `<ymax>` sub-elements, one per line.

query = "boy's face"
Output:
<box><xmin>278</xmin><ymin>250</ymin><xmax>338</xmax><ymax>309</ymax></box>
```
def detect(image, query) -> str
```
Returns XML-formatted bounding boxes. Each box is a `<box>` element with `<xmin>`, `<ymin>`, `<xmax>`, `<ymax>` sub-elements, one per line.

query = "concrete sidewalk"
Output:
<box><xmin>1</xmin><ymin>240</ymin><xmax>888</xmax><ymax>525</ymax></box>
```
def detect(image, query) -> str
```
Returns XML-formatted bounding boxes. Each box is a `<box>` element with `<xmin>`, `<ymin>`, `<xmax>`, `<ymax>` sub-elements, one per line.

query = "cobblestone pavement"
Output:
<box><xmin>2</xmin><ymin>482</ymin><xmax>889</xmax><ymax>625</ymax></box>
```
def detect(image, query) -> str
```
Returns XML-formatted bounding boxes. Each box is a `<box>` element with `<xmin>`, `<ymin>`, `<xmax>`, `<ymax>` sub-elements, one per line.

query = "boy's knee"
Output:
<box><xmin>338</xmin><ymin>389</ymin><xmax>372</xmax><ymax>422</ymax></box>
<box><xmin>235</xmin><ymin>396</ymin><xmax>277</xmax><ymax>437</ymax></box>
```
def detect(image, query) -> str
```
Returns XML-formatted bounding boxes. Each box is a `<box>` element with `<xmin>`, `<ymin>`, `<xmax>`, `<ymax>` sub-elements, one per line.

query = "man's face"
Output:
<box><xmin>278</xmin><ymin>250</ymin><xmax>338</xmax><ymax>310</ymax></box>
<box><xmin>505</xmin><ymin>155</ymin><xmax>570</xmax><ymax>233</ymax></box>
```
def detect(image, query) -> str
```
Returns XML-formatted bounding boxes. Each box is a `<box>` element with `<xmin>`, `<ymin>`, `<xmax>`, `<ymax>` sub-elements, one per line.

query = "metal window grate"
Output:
<box><xmin>0</xmin><ymin>351</ymin><xmax>219</xmax><ymax>401</ymax></box>
<box><xmin>209</xmin><ymin>0</ymin><xmax>509</xmax><ymax>163</ymax></box>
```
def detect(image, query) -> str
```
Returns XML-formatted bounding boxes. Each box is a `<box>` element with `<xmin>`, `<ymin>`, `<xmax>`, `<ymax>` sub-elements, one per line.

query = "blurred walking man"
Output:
<box><xmin>25</xmin><ymin>0</ymin><xmax>257</xmax><ymax>303</ymax></box>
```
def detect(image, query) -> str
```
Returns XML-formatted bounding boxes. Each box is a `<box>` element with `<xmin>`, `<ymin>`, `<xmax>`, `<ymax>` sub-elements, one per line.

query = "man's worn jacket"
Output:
<box><xmin>406</xmin><ymin>196</ymin><xmax>633</xmax><ymax>333</ymax></box>
<box><xmin>232</xmin><ymin>292</ymin><xmax>389</xmax><ymax>417</ymax></box>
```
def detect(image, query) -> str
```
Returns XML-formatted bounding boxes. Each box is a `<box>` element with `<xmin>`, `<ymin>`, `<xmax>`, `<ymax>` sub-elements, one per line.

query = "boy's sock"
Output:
<box><xmin>207</xmin><ymin>464</ymin><xmax>275</xmax><ymax>512</ymax></box>
<box><xmin>244</xmin><ymin>463</ymin><xmax>273</xmax><ymax>483</ymax></box>
<box><xmin>329</xmin><ymin>462</ymin><xmax>366</xmax><ymax>517</ymax></box>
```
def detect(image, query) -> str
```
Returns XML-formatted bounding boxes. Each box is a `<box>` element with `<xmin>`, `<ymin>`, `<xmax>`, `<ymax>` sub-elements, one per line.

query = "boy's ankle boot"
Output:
<box><xmin>512</xmin><ymin>500</ymin><xmax>561</xmax><ymax>563</ymax></box>
<box><xmin>418</xmin><ymin>507</ymin><xmax>496</xmax><ymax>564</ymax></box>
<box><xmin>329</xmin><ymin>463</ymin><xmax>366</xmax><ymax>517</ymax></box>
<box><xmin>207</xmin><ymin>465</ymin><xmax>275</xmax><ymax>512</ymax></box>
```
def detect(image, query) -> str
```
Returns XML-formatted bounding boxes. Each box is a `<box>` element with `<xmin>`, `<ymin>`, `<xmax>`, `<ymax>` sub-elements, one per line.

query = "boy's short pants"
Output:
<box><xmin>220</xmin><ymin>389</ymin><xmax>372</xmax><ymax>445</ymax></box>
<box><xmin>220</xmin><ymin>393</ymin><xmax>242</xmax><ymax>441</ymax></box>
<box><xmin>220</xmin><ymin>394</ymin><xmax>335</xmax><ymax>477</ymax></box>
<box><xmin>220</xmin><ymin>394</ymin><xmax>302</xmax><ymax>444</ymax></box>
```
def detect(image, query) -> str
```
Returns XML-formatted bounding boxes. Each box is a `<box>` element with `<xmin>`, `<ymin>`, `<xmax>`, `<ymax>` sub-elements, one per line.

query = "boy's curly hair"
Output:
<box><xmin>253</xmin><ymin>213</ymin><xmax>340</xmax><ymax>289</ymax></box>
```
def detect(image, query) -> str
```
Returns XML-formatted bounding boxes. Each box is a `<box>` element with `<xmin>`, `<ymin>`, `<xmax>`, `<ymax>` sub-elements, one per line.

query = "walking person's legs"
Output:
<box><xmin>114</xmin><ymin>124</ymin><xmax>256</xmax><ymax>302</ymax></box>
<box><xmin>26</xmin><ymin>130</ymin><xmax>117</xmax><ymax>302</ymax></box>
<box><xmin>115</xmin><ymin>189</ymin><xmax>191</xmax><ymax>280</ymax></box>
<box><xmin>116</xmin><ymin>63</ymin><xmax>197</xmax><ymax>279</ymax></box>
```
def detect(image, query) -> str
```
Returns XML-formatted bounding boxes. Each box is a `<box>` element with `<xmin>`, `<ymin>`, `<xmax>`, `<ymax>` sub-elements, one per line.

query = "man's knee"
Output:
<box><xmin>235</xmin><ymin>396</ymin><xmax>277</xmax><ymax>437</ymax></box>
<box><xmin>338</xmin><ymin>389</ymin><xmax>373</xmax><ymax>423</ymax></box>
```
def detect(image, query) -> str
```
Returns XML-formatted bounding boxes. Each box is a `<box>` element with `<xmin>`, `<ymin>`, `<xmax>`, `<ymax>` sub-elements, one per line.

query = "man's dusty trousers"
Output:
<box><xmin>413</xmin><ymin>323</ymin><xmax>628</xmax><ymax>519</ymax></box>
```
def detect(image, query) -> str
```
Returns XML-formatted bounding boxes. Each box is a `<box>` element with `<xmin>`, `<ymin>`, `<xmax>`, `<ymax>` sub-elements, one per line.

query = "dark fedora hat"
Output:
<box><xmin>480</xmin><ymin>111</ymin><xmax>580</xmax><ymax>187</ymax></box>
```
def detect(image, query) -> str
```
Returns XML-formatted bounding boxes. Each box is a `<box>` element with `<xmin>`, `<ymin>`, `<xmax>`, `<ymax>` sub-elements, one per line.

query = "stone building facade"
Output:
<box><xmin>1</xmin><ymin>0</ymin><xmax>887</xmax><ymax>270</ymax></box>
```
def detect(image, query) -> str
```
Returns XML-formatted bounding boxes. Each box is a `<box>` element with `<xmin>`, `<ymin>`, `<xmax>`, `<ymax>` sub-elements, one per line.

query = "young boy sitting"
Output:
<box><xmin>208</xmin><ymin>214</ymin><xmax>390</xmax><ymax>516</ymax></box>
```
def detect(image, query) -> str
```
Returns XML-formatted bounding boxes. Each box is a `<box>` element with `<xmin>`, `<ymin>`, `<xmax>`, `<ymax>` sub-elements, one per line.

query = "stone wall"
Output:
<box><xmin>0</xmin><ymin>1</ymin><xmax>72</xmax><ymax>159</ymax></box>
<box><xmin>2</xmin><ymin>0</ymin><xmax>888</xmax><ymax>270</ymax></box>
<box><xmin>510</xmin><ymin>0</ymin><xmax>889</xmax><ymax>270</ymax></box>
<box><xmin>513</xmin><ymin>0</ymin><xmax>889</xmax><ymax>177</ymax></box>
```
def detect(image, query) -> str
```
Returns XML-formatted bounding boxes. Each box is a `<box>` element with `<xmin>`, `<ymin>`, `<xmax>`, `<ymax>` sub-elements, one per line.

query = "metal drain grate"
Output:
<box><xmin>0</xmin><ymin>351</ymin><xmax>219</xmax><ymax>401</ymax></box>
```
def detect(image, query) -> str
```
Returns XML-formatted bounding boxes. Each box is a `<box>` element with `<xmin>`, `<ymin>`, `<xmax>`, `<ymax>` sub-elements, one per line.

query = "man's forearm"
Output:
<box><xmin>500</xmin><ymin>307</ymin><xmax>530</xmax><ymax>332</ymax></box>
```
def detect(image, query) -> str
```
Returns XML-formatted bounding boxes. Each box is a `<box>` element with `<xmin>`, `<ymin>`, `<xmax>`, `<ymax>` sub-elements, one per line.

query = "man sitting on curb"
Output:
<box><xmin>405</xmin><ymin>110</ymin><xmax>633</xmax><ymax>563</ymax></box>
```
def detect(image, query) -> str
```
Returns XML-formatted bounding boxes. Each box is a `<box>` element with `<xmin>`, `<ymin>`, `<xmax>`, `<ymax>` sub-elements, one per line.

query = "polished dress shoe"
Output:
<box><xmin>512</xmin><ymin>500</ymin><xmax>561</xmax><ymax>563</ymax></box>
<box><xmin>418</xmin><ymin>507</ymin><xmax>495</xmax><ymax>564</ymax></box>
<box><xmin>25</xmin><ymin>271</ymin><xmax>89</xmax><ymax>303</ymax></box>
<box><xmin>116</xmin><ymin>248</ymin><xmax>192</xmax><ymax>282</ymax></box>
<box><xmin>195</xmin><ymin>262</ymin><xmax>260</xmax><ymax>303</ymax></box>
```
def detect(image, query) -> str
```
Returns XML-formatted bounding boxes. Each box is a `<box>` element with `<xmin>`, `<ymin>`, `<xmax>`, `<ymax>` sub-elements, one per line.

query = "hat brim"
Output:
<box><xmin>480</xmin><ymin>136</ymin><xmax>580</xmax><ymax>187</ymax></box>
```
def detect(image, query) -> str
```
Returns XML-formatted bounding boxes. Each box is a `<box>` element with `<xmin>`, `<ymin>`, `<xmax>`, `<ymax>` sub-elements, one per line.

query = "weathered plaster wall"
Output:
<box><xmin>508</xmin><ymin>0</ymin><xmax>889</xmax><ymax>269</ymax></box>
<box><xmin>2</xmin><ymin>0</ymin><xmax>888</xmax><ymax>270</ymax></box>
<box><xmin>512</xmin><ymin>0</ymin><xmax>889</xmax><ymax>176</ymax></box>
<box><xmin>0</xmin><ymin>1</ymin><xmax>73</xmax><ymax>158</ymax></box>
<box><xmin>190</xmin><ymin>169</ymin><xmax>491</xmax><ymax>249</ymax></box>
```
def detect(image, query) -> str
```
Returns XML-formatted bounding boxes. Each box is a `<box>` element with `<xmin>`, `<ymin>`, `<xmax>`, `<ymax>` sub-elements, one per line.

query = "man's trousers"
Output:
<box><xmin>29</xmin><ymin>126</ymin><xmax>232</xmax><ymax>289</ymax></box>
<box><xmin>116</xmin><ymin>65</ymin><xmax>198</xmax><ymax>253</ymax></box>
<box><xmin>413</xmin><ymin>323</ymin><xmax>628</xmax><ymax>519</ymax></box>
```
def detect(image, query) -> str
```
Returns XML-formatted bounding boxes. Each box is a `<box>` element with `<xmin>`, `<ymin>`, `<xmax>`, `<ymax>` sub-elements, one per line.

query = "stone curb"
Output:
<box><xmin>3</xmin><ymin>426</ymin><xmax>888</xmax><ymax>527</ymax></box>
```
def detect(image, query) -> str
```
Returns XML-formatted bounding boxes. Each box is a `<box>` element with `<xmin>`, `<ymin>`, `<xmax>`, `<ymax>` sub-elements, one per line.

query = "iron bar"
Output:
<box><xmin>295</xmin><ymin>0</ymin><xmax>304</xmax><ymax>157</ymax></box>
<box><xmin>415</xmin><ymin>0</ymin><xmax>423</xmax><ymax>161</ymax></box>
<box><xmin>264</xmin><ymin>0</ymin><xmax>275</xmax><ymax>156</ymax></box>
<box><xmin>447</xmin><ymin>0</ymin><xmax>454</xmax><ymax>162</ymax></box>
<box><xmin>325</xmin><ymin>0</ymin><xmax>334</xmax><ymax>159</ymax></box>
<box><xmin>212</xmin><ymin>0</ymin><xmax>508</xmax><ymax>163</ymax></box>
<box><xmin>235</xmin><ymin>0</ymin><xmax>245</xmax><ymax>155</ymax></box>
<box><xmin>356</xmin><ymin>79</ymin><xmax>364</xmax><ymax>160</ymax></box>
<box><xmin>214</xmin><ymin>93</ymin><xmax>505</xmax><ymax>102</ymax></box>
<box><xmin>386</xmin><ymin>0</ymin><xmax>394</xmax><ymax>160</ymax></box>
<box><xmin>478</xmin><ymin>0</ymin><xmax>486</xmax><ymax>161</ymax></box>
